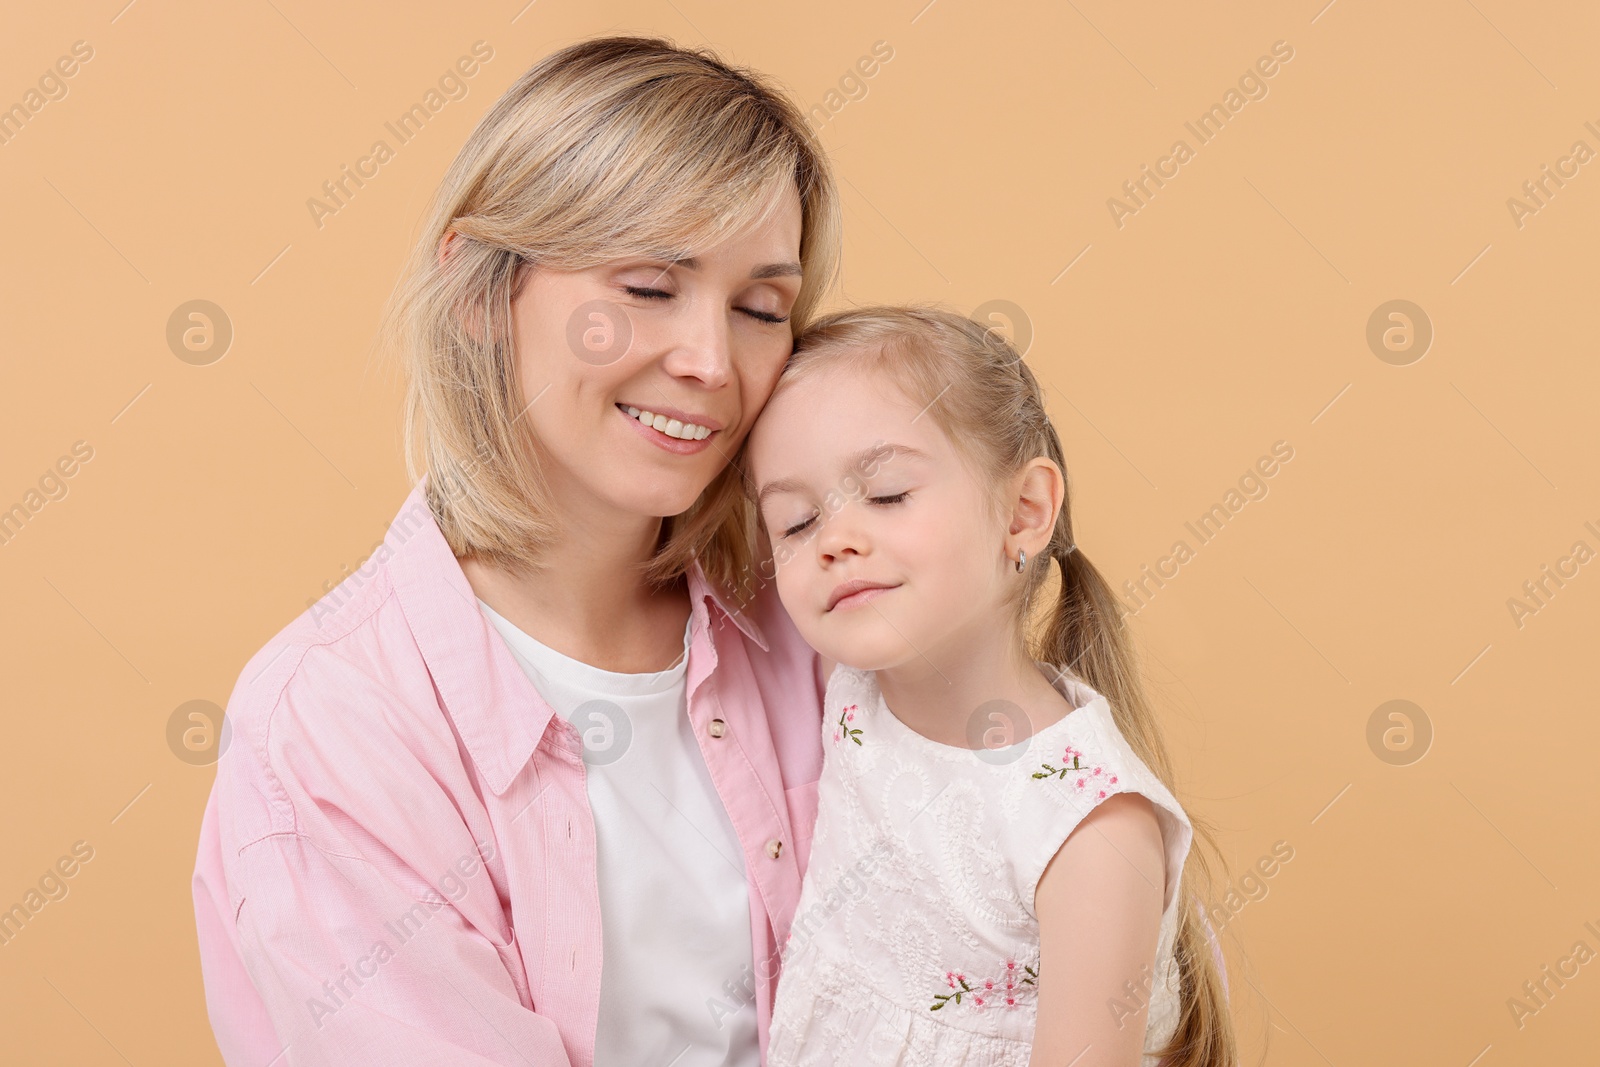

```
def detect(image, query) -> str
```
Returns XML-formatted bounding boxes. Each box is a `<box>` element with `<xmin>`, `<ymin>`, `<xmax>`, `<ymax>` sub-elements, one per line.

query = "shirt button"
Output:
<box><xmin>765</xmin><ymin>839</ymin><xmax>783</xmax><ymax>859</ymax></box>
<box><xmin>708</xmin><ymin>718</ymin><xmax>727</xmax><ymax>738</ymax></box>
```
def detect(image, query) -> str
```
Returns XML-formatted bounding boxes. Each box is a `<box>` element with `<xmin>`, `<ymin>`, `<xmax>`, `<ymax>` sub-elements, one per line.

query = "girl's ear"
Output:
<box><xmin>1006</xmin><ymin>457</ymin><xmax>1066</xmax><ymax>549</ymax></box>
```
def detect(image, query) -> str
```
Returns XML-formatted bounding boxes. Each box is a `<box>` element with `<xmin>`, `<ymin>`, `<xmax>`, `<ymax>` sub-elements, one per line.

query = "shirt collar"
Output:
<box><xmin>688</xmin><ymin>555</ymin><xmax>770</xmax><ymax>653</ymax></box>
<box><xmin>386</xmin><ymin>478</ymin><xmax>769</xmax><ymax>794</ymax></box>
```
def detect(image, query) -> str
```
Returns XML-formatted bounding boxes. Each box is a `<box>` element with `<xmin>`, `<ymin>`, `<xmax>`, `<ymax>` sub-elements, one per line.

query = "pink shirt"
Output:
<box><xmin>192</xmin><ymin>481</ymin><xmax>826</xmax><ymax>1066</ymax></box>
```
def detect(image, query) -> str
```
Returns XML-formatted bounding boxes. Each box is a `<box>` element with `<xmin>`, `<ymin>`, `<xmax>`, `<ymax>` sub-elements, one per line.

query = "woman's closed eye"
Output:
<box><xmin>621</xmin><ymin>285</ymin><xmax>789</xmax><ymax>324</ymax></box>
<box><xmin>623</xmin><ymin>285</ymin><xmax>672</xmax><ymax>300</ymax></box>
<box><xmin>779</xmin><ymin>492</ymin><xmax>910</xmax><ymax>539</ymax></box>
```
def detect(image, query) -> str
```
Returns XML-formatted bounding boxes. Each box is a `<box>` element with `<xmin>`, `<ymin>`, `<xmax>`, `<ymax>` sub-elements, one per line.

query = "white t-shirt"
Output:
<box><xmin>479</xmin><ymin>600</ymin><xmax>758</xmax><ymax>1067</ymax></box>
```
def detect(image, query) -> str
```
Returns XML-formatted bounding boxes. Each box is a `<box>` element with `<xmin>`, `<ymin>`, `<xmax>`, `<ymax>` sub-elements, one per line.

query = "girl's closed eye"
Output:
<box><xmin>778</xmin><ymin>491</ymin><xmax>910</xmax><ymax>539</ymax></box>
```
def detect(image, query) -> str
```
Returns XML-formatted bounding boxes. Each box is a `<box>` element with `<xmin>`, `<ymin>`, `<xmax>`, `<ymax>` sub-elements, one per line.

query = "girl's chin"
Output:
<box><xmin>813</xmin><ymin>633</ymin><xmax>917</xmax><ymax>676</ymax></box>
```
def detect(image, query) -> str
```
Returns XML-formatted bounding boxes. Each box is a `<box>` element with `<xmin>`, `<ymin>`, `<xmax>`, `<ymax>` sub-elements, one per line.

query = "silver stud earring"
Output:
<box><xmin>1014</xmin><ymin>547</ymin><xmax>1027</xmax><ymax>573</ymax></box>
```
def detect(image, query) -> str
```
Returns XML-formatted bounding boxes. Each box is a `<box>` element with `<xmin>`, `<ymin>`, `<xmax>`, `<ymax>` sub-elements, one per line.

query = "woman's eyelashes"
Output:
<box><xmin>619</xmin><ymin>285</ymin><xmax>789</xmax><ymax>324</ymax></box>
<box><xmin>778</xmin><ymin>491</ymin><xmax>910</xmax><ymax>539</ymax></box>
<box><xmin>623</xmin><ymin>285</ymin><xmax>671</xmax><ymax>300</ymax></box>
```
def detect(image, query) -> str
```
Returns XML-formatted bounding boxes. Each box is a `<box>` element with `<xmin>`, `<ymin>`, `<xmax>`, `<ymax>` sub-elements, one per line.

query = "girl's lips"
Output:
<box><xmin>829</xmin><ymin>585</ymin><xmax>899</xmax><ymax>612</ymax></box>
<box><xmin>616</xmin><ymin>403</ymin><xmax>718</xmax><ymax>455</ymax></box>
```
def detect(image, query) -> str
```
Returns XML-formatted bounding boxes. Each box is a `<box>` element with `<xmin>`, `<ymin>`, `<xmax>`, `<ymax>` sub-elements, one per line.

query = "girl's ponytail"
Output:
<box><xmin>1032</xmin><ymin>380</ymin><xmax>1237</xmax><ymax>1067</ymax></box>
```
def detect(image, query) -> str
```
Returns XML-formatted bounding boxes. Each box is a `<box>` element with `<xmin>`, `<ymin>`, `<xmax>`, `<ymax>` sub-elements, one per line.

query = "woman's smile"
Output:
<box><xmin>616</xmin><ymin>401</ymin><xmax>720</xmax><ymax>454</ymax></box>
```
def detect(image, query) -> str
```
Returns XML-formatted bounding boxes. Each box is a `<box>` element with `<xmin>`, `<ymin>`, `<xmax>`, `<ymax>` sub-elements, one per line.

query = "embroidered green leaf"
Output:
<box><xmin>835</xmin><ymin>705</ymin><xmax>864</xmax><ymax>746</ymax></box>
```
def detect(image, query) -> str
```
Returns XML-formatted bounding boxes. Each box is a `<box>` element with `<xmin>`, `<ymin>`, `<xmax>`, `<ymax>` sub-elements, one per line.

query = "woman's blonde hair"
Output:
<box><xmin>762</xmin><ymin>305</ymin><xmax>1238</xmax><ymax>1067</ymax></box>
<box><xmin>381</xmin><ymin>35</ymin><xmax>840</xmax><ymax>597</ymax></box>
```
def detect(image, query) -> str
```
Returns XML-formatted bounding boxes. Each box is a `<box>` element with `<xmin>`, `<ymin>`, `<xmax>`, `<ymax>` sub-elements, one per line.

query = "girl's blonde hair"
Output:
<box><xmin>766</xmin><ymin>304</ymin><xmax>1238</xmax><ymax>1067</ymax></box>
<box><xmin>381</xmin><ymin>35</ymin><xmax>840</xmax><ymax>597</ymax></box>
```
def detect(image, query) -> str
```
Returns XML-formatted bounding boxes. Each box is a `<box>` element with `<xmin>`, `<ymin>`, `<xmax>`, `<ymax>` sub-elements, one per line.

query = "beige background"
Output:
<box><xmin>2</xmin><ymin>0</ymin><xmax>1596</xmax><ymax>1063</ymax></box>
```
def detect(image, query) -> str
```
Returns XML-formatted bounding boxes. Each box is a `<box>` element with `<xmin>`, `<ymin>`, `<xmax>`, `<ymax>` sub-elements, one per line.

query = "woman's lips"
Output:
<box><xmin>616</xmin><ymin>403</ymin><xmax>717</xmax><ymax>455</ymax></box>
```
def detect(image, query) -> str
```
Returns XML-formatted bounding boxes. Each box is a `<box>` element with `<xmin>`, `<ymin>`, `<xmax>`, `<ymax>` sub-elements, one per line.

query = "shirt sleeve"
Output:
<box><xmin>192</xmin><ymin>648</ymin><xmax>576</xmax><ymax>1067</ymax></box>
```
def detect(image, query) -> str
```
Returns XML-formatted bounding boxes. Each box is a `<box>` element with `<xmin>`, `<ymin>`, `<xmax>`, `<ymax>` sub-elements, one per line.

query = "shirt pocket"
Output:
<box><xmin>784</xmin><ymin>778</ymin><xmax>821</xmax><ymax>878</ymax></box>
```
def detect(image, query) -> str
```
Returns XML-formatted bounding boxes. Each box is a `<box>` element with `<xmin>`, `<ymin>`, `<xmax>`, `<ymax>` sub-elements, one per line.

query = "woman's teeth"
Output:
<box><xmin>622</xmin><ymin>405</ymin><xmax>712</xmax><ymax>441</ymax></box>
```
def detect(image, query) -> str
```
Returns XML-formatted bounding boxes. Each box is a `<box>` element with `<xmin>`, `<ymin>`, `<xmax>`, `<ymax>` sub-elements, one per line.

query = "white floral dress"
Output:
<box><xmin>767</xmin><ymin>663</ymin><xmax>1194</xmax><ymax>1067</ymax></box>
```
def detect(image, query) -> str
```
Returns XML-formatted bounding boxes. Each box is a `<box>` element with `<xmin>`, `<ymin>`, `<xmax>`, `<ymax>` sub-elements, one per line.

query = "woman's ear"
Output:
<box><xmin>435</xmin><ymin>230</ymin><xmax>509</xmax><ymax>348</ymax></box>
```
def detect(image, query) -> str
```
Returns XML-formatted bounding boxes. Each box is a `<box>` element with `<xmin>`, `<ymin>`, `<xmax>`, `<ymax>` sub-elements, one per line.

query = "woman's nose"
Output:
<box><xmin>661</xmin><ymin>301</ymin><xmax>734</xmax><ymax>388</ymax></box>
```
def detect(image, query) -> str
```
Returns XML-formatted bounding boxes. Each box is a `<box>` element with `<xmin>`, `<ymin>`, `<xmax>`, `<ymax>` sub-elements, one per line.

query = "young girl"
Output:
<box><xmin>743</xmin><ymin>307</ymin><xmax>1235</xmax><ymax>1067</ymax></box>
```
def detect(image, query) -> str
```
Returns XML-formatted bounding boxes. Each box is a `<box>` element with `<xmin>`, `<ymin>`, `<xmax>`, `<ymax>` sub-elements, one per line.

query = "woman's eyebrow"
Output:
<box><xmin>651</xmin><ymin>257</ymin><xmax>802</xmax><ymax>279</ymax></box>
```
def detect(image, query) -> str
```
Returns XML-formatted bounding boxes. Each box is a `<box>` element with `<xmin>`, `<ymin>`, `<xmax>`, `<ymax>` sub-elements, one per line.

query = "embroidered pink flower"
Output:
<box><xmin>1033</xmin><ymin>744</ymin><xmax>1116</xmax><ymax>796</ymax></box>
<box><xmin>931</xmin><ymin>961</ymin><xmax>1037</xmax><ymax>1011</ymax></box>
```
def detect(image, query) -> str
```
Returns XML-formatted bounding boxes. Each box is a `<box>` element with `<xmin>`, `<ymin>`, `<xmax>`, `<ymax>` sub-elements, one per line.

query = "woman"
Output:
<box><xmin>192</xmin><ymin>36</ymin><xmax>840</xmax><ymax>1066</ymax></box>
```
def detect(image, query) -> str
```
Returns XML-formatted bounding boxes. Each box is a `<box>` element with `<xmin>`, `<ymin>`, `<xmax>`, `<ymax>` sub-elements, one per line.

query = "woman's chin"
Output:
<box><xmin>640</xmin><ymin>482</ymin><xmax>717</xmax><ymax>522</ymax></box>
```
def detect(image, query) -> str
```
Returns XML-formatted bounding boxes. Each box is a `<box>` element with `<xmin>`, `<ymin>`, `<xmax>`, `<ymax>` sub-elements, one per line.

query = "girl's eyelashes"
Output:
<box><xmin>778</xmin><ymin>491</ymin><xmax>910</xmax><ymax>539</ymax></box>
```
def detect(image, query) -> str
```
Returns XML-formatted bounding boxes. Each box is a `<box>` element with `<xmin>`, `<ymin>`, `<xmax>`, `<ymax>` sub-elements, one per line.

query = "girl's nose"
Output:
<box><xmin>816</xmin><ymin>501</ymin><xmax>868</xmax><ymax>564</ymax></box>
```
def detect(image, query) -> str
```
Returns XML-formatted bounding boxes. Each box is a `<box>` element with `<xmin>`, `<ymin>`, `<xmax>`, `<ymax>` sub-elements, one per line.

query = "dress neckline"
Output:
<box><xmin>845</xmin><ymin>662</ymin><xmax>1112</xmax><ymax>760</ymax></box>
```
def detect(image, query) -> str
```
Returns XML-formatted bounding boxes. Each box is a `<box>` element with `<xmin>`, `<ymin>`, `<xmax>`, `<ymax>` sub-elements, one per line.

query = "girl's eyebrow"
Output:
<box><xmin>756</xmin><ymin>442</ymin><xmax>933</xmax><ymax>508</ymax></box>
